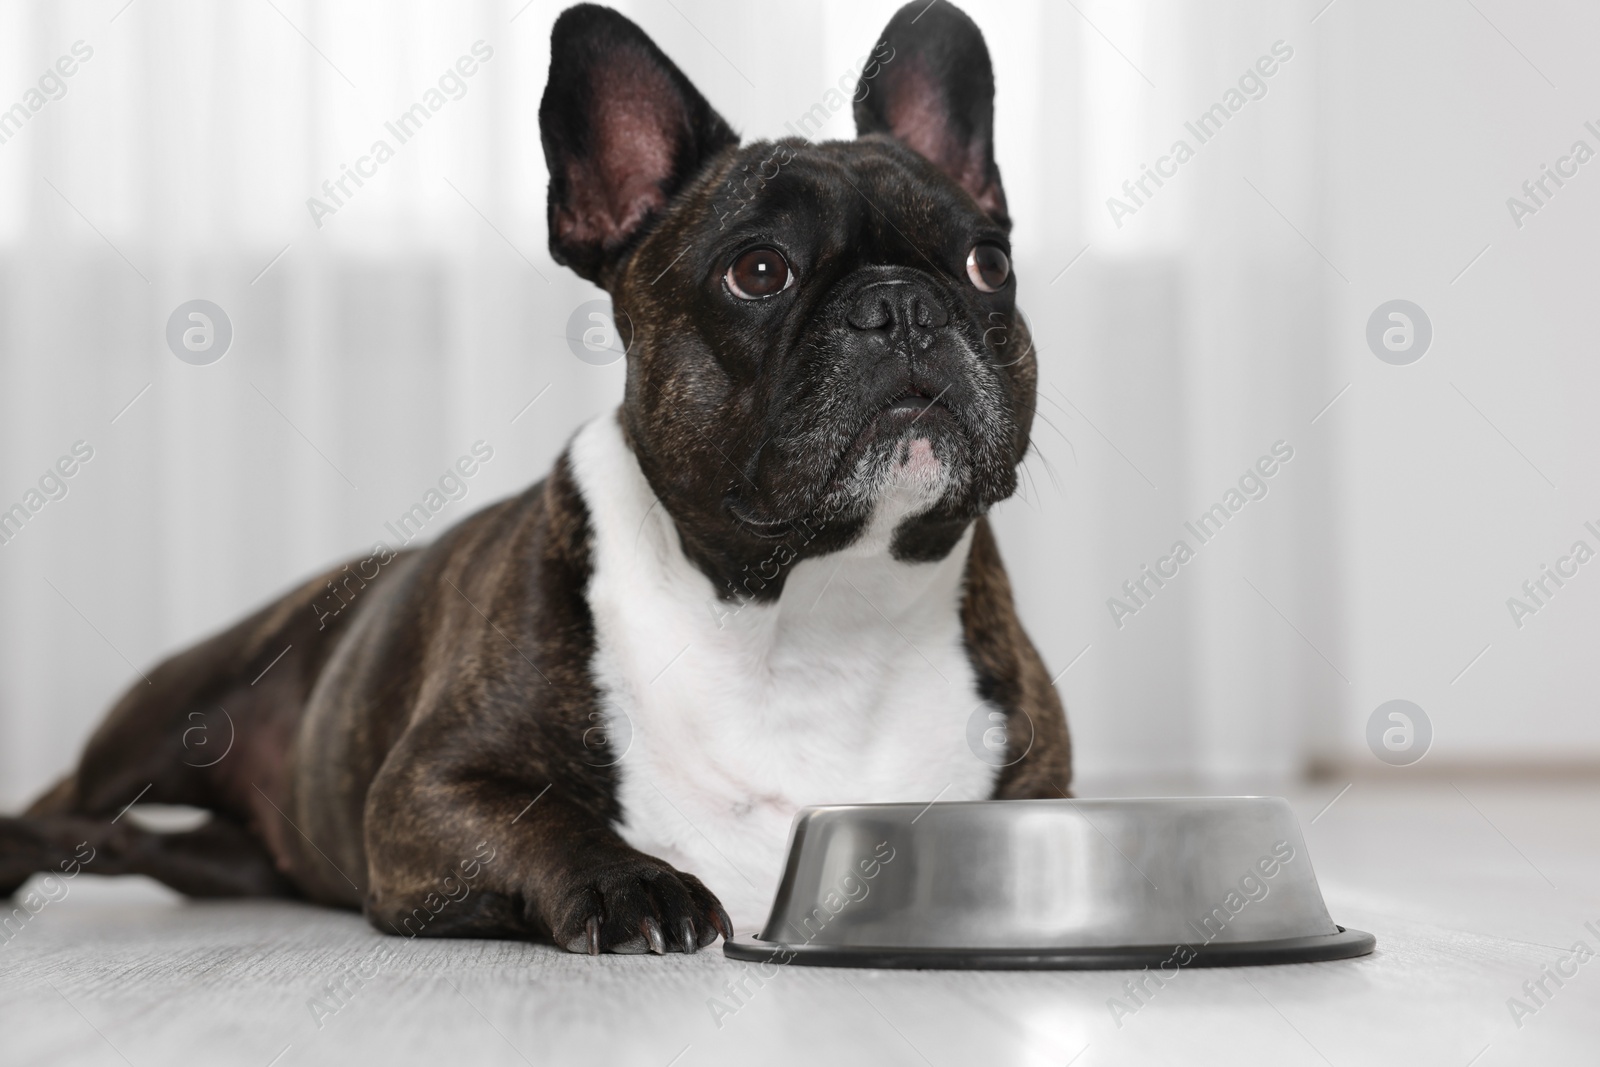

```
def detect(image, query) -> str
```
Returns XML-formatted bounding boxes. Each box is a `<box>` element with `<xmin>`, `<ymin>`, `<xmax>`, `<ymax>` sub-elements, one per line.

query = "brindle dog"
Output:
<box><xmin>1</xmin><ymin>0</ymin><xmax>1069</xmax><ymax>956</ymax></box>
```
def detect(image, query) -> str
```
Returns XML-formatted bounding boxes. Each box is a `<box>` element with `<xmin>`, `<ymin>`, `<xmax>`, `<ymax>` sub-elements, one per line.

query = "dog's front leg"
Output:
<box><xmin>361</xmin><ymin>775</ymin><xmax>731</xmax><ymax>955</ymax></box>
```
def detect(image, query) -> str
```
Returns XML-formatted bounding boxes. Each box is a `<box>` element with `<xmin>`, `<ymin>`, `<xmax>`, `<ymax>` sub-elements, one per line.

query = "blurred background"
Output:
<box><xmin>2</xmin><ymin>0</ymin><xmax>1597</xmax><ymax>811</ymax></box>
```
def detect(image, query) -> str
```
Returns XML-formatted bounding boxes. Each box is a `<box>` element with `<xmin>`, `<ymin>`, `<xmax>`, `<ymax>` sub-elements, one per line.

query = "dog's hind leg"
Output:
<box><xmin>0</xmin><ymin>635</ymin><xmax>304</xmax><ymax>899</ymax></box>
<box><xmin>2</xmin><ymin>558</ymin><xmax>399</xmax><ymax>900</ymax></box>
<box><xmin>0</xmin><ymin>813</ymin><xmax>295</xmax><ymax>899</ymax></box>
<box><xmin>0</xmin><ymin>649</ymin><xmax>249</xmax><ymax>899</ymax></box>
<box><xmin>41</xmin><ymin>591</ymin><xmax>324</xmax><ymax>824</ymax></box>
<box><xmin>0</xmin><ymin>642</ymin><xmax>305</xmax><ymax>899</ymax></box>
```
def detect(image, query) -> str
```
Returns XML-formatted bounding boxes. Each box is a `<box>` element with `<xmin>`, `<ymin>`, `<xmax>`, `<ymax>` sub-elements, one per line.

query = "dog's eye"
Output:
<box><xmin>966</xmin><ymin>243</ymin><xmax>1011</xmax><ymax>292</ymax></box>
<box><xmin>726</xmin><ymin>247</ymin><xmax>792</xmax><ymax>300</ymax></box>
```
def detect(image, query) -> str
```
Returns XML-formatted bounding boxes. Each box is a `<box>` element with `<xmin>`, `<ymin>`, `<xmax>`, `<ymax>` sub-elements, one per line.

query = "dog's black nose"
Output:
<box><xmin>846</xmin><ymin>280</ymin><xmax>950</xmax><ymax>333</ymax></box>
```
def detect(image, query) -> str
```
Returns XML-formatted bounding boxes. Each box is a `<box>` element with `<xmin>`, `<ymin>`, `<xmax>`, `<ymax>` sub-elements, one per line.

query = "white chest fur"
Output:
<box><xmin>567</xmin><ymin>413</ymin><xmax>998</xmax><ymax>930</ymax></box>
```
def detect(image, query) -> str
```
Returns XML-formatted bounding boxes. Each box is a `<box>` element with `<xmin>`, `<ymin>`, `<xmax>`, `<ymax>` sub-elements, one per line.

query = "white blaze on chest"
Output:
<box><xmin>567</xmin><ymin>413</ymin><xmax>998</xmax><ymax>929</ymax></box>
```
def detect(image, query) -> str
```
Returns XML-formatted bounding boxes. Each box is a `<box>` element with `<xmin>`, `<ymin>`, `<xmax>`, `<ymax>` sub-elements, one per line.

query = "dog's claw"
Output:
<box><xmin>552</xmin><ymin>858</ymin><xmax>730</xmax><ymax>958</ymax></box>
<box><xmin>643</xmin><ymin>916</ymin><xmax>667</xmax><ymax>954</ymax></box>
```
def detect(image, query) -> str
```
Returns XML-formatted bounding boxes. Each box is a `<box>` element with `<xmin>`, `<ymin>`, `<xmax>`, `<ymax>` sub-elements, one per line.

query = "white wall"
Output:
<box><xmin>1</xmin><ymin>0</ymin><xmax>1594</xmax><ymax>811</ymax></box>
<box><xmin>1320</xmin><ymin>0</ymin><xmax>1600</xmax><ymax>764</ymax></box>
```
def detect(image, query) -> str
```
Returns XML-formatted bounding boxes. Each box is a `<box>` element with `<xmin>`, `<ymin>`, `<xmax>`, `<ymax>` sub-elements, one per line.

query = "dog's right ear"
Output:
<box><xmin>854</xmin><ymin>0</ymin><xmax>1008</xmax><ymax>228</ymax></box>
<box><xmin>540</xmin><ymin>4</ymin><xmax>737</xmax><ymax>285</ymax></box>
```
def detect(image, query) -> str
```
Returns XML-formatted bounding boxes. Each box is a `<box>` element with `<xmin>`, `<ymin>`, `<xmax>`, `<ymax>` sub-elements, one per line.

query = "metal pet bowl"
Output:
<box><xmin>724</xmin><ymin>797</ymin><xmax>1374</xmax><ymax>970</ymax></box>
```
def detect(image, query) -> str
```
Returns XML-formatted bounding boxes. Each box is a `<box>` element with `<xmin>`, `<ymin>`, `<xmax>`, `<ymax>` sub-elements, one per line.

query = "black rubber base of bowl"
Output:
<box><xmin>723</xmin><ymin>926</ymin><xmax>1375</xmax><ymax>970</ymax></box>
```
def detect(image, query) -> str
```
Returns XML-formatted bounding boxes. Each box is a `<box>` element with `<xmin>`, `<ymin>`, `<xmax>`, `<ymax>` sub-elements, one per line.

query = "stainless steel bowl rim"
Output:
<box><xmin>737</xmin><ymin>796</ymin><xmax>1375</xmax><ymax>969</ymax></box>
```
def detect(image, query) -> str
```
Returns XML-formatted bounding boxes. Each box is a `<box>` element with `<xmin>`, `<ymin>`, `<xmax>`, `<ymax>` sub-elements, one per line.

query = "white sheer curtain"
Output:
<box><xmin>6</xmin><ymin>0</ymin><xmax>1589</xmax><ymax>810</ymax></box>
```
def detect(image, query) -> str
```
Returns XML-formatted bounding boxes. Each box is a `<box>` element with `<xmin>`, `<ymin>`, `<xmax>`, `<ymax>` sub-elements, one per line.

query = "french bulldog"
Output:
<box><xmin>0</xmin><ymin>0</ymin><xmax>1069</xmax><ymax>955</ymax></box>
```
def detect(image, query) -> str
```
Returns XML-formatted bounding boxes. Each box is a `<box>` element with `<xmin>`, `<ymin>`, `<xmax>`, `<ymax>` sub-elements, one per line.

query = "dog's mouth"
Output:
<box><xmin>869</xmin><ymin>385</ymin><xmax>953</xmax><ymax>429</ymax></box>
<box><xmin>874</xmin><ymin>382</ymin><xmax>962</xmax><ymax>425</ymax></box>
<box><xmin>883</xmin><ymin>393</ymin><xmax>934</xmax><ymax>415</ymax></box>
<box><xmin>728</xmin><ymin>385</ymin><xmax>971</xmax><ymax>538</ymax></box>
<box><xmin>857</xmin><ymin>379</ymin><xmax>953</xmax><ymax>435</ymax></box>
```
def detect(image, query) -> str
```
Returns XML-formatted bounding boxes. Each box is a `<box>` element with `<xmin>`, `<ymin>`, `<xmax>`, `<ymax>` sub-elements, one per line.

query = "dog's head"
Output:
<box><xmin>540</xmin><ymin>1</ymin><xmax>1035</xmax><ymax>596</ymax></box>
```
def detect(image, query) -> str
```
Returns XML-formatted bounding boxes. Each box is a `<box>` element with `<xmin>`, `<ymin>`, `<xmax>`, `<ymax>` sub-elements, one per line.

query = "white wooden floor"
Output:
<box><xmin>3</xmin><ymin>778</ymin><xmax>1597</xmax><ymax>1067</ymax></box>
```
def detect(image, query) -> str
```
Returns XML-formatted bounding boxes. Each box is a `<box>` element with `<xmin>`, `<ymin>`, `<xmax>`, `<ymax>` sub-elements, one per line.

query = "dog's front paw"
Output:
<box><xmin>549</xmin><ymin>854</ymin><xmax>732</xmax><ymax>956</ymax></box>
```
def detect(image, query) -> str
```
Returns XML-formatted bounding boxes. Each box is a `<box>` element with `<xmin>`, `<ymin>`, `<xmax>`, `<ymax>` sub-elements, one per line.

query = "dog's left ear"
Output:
<box><xmin>540</xmin><ymin>4</ymin><xmax>738</xmax><ymax>284</ymax></box>
<box><xmin>854</xmin><ymin>0</ymin><xmax>1008</xmax><ymax>229</ymax></box>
